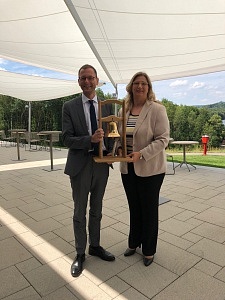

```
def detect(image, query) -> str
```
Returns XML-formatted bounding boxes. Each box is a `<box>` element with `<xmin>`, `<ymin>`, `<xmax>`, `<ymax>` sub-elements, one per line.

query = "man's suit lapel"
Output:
<box><xmin>75</xmin><ymin>97</ymin><xmax>88</xmax><ymax>133</ymax></box>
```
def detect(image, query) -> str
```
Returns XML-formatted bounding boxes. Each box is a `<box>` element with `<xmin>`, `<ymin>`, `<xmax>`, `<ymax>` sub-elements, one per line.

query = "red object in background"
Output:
<box><xmin>201</xmin><ymin>135</ymin><xmax>209</xmax><ymax>155</ymax></box>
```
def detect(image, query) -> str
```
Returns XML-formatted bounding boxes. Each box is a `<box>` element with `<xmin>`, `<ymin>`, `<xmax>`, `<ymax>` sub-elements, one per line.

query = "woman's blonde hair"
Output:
<box><xmin>125</xmin><ymin>71</ymin><xmax>157</xmax><ymax>112</ymax></box>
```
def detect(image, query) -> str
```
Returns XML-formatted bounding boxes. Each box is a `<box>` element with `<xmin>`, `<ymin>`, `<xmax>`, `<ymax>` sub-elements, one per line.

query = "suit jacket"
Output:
<box><xmin>119</xmin><ymin>100</ymin><xmax>170</xmax><ymax>176</ymax></box>
<box><xmin>62</xmin><ymin>96</ymin><xmax>114</xmax><ymax>177</ymax></box>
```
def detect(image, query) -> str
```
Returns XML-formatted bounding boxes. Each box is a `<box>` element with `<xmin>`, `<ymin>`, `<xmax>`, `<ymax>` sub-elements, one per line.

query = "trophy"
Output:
<box><xmin>93</xmin><ymin>99</ymin><xmax>133</xmax><ymax>163</ymax></box>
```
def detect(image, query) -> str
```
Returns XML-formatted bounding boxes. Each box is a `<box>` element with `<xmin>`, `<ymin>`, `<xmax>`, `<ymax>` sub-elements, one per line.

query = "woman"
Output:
<box><xmin>117</xmin><ymin>72</ymin><xmax>170</xmax><ymax>266</ymax></box>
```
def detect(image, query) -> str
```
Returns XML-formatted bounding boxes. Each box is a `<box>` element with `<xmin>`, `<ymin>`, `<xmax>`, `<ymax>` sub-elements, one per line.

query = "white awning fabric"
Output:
<box><xmin>65</xmin><ymin>0</ymin><xmax>225</xmax><ymax>85</ymax></box>
<box><xmin>0</xmin><ymin>70</ymin><xmax>82</xmax><ymax>101</ymax></box>
<box><xmin>0</xmin><ymin>0</ymin><xmax>225</xmax><ymax>100</ymax></box>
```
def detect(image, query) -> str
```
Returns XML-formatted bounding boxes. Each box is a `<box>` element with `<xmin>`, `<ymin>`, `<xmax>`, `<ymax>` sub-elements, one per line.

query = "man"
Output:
<box><xmin>62</xmin><ymin>64</ymin><xmax>115</xmax><ymax>277</ymax></box>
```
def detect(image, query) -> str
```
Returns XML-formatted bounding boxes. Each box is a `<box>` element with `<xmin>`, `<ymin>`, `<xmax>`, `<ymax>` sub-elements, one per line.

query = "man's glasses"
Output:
<box><xmin>133</xmin><ymin>82</ymin><xmax>148</xmax><ymax>87</ymax></box>
<box><xmin>79</xmin><ymin>76</ymin><xmax>96</xmax><ymax>81</ymax></box>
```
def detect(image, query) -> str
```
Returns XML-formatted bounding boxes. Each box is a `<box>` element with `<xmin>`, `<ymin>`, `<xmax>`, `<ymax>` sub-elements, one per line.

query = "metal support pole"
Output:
<box><xmin>28</xmin><ymin>101</ymin><xmax>31</xmax><ymax>148</ymax></box>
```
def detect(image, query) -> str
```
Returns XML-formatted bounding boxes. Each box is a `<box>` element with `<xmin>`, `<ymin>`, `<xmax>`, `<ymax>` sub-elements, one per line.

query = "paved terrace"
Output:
<box><xmin>0</xmin><ymin>144</ymin><xmax>225</xmax><ymax>300</ymax></box>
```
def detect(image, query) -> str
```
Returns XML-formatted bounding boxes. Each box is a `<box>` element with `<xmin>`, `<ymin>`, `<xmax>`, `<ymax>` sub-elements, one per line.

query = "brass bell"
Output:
<box><xmin>106</xmin><ymin>121</ymin><xmax>120</xmax><ymax>137</ymax></box>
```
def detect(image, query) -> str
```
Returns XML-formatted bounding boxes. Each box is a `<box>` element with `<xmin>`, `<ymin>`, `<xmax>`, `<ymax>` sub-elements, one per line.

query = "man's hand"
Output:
<box><xmin>91</xmin><ymin>128</ymin><xmax>104</xmax><ymax>143</ymax></box>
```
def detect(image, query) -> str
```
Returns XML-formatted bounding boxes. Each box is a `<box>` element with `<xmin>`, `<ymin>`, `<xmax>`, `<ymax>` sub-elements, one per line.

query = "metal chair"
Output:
<box><xmin>45</xmin><ymin>132</ymin><xmax>61</xmax><ymax>151</ymax></box>
<box><xmin>0</xmin><ymin>130</ymin><xmax>16</xmax><ymax>147</ymax></box>
<box><xmin>24</xmin><ymin>132</ymin><xmax>40</xmax><ymax>151</ymax></box>
<box><xmin>166</xmin><ymin>153</ymin><xmax>175</xmax><ymax>175</ymax></box>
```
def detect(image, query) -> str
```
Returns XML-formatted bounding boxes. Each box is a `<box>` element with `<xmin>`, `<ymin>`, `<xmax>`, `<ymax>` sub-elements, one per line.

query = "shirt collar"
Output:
<box><xmin>82</xmin><ymin>94</ymin><xmax>98</xmax><ymax>104</ymax></box>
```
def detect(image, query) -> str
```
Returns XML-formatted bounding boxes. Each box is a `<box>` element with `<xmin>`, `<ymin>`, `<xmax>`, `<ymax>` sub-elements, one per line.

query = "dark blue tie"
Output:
<box><xmin>89</xmin><ymin>100</ymin><xmax>97</xmax><ymax>134</ymax></box>
<box><xmin>89</xmin><ymin>100</ymin><xmax>98</xmax><ymax>155</ymax></box>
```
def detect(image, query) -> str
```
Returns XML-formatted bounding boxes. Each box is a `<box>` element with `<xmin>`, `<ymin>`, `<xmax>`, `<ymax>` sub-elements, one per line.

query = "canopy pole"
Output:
<box><xmin>28</xmin><ymin>101</ymin><xmax>31</xmax><ymax>147</ymax></box>
<box><xmin>113</xmin><ymin>84</ymin><xmax>118</xmax><ymax>114</ymax></box>
<box><xmin>64</xmin><ymin>0</ymin><xmax>117</xmax><ymax>88</ymax></box>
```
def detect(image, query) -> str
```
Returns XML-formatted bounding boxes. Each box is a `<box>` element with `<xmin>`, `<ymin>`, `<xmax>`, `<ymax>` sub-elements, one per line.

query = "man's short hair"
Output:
<box><xmin>78</xmin><ymin>64</ymin><xmax>97</xmax><ymax>77</ymax></box>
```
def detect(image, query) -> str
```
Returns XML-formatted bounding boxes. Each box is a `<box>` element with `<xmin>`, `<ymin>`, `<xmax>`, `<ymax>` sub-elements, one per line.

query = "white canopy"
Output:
<box><xmin>0</xmin><ymin>70</ymin><xmax>82</xmax><ymax>101</ymax></box>
<box><xmin>0</xmin><ymin>0</ymin><xmax>225</xmax><ymax>100</ymax></box>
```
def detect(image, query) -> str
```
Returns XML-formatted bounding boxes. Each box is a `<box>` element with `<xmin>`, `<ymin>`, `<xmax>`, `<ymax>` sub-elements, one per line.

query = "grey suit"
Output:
<box><xmin>62</xmin><ymin>96</ymin><xmax>114</xmax><ymax>254</ymax></box>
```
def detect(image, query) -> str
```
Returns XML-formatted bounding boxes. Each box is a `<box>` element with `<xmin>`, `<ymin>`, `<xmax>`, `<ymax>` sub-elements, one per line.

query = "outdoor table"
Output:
<box><xmin>10</xmin><ymin>129</ymin><xmax>27</xmax><ymax>161</ymax></box>
<box><xmin>38</xmin><ymin>131</ymin><xmax>62</xmax><ymax>171</ymax></box>
<box><xmin>170</xmin><ymin>140</ymin><xmax>199</xmax><ymax>171</ymax></box>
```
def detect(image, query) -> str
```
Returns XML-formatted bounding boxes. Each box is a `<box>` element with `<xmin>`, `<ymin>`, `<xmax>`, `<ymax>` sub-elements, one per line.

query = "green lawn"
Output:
<box><xmin>167</xmin><ymin>154</ymin><xmax>225</xmax><ymax>168</ymax></box>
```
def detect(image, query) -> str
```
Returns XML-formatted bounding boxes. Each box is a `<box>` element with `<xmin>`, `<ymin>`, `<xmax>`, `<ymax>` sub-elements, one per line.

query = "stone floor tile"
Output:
<box><xmin>102</xmin><ymin>206</ymin><xmax>121</xmax><ymax>217</ymax></box>
<box><xmin>0</xmin><ymin>237</ymin><xmax>32</xmax><ymax>270</ymax></box>
<box><xmin>24</xmin><ymin>264</ymin><xmax>67</xmax><ymax>297</ymax></box>
<box><xmin>67</xmin><ymin>276</ymin><xmax>112</xmax><ymax>300</ymax></box>
<box><xmin>2</xmin><ymin>286</ymin><xmax>41</xmax><ymax>300</ymax></box>
<box><xmin>194</xmin><ymin>207</ymin><xmax>225</xmax><ymax>227</ymax></box>
<box><xmin>111</xmin><ymin>221</ymin><xmax>129</xmax><ymax>236</ymax></box>
<box><xmin>159</xmin><ymin>218</ymin><xmax>196</xmax><ymax>236</ymax></box>
<box><xmin>6</xmin><ymin>207</ymin><xmax>29</xmax><ymax>222</ymax></box>
<box><xmin>52</xmin><ymin>211</ymin><xmax>72</xmax><ymax>221</ymax></box>
<box><xmin>215</xmin><ymin>267</ymin><xmax>225</xmax><ymax>283</ymax></box>
<box><xmin>177</xmin><ymin>199</ymin><xmax>211</xmax><ymax>213</ymax></box>
<box><xmin>182</xmin><ymin>232</ymin><xmax>203</xmax><ymax>243</ymax></box>
<box><xmin>40</xmin><ymin>231</ymin><xmax>58</xmax><ymax>241</ymax></box>
<box><xmin>156</xmin><ymin>240</ymin><xmax>201</xmax><ymax>275</ymax></box>
<box><xmin>42</xmin><ymin>287</ymin><xmax>79</xmax><ymax>300</ymax></box>
<box><xmin>185</xmin><ymin>217</ymin><xmax>204</xmax><ymax>227</ymax></box>
<box><xmin>30</xmin><ymin>237</ymin><xmax>74</xmax><ymax>263</ymax></box>
<box><xmin>99</xmin><ymin>227</ymin><xmax>127</xmax><ymax>249</ymax></box>
<box><xmin>153</xmin><ymin>268</ymin><xmax>225</xmax><ymax>300</ymax></box>
<box><xmin>17</xmin><ymin>231</ymin><xmax>44</xmax><ymax>248</ymax></box>
<box><xmin>194</xmin><ymin>259</ymin><xmax>222</xmax><ymax>276</ymax></box>
<box><xmin>0</xmin><ymin>198</ymin><xmax>26</xmax><ymax>210</ymax></box>
<box><xmin>22</xmin><ymin>218</ymin><xmax>63</xmax><ymax>235</ymax></box>
<box><xmin>99</xmin><ymin>276</ymin><xmax>130</xmax><ymax>298</ymax></box>
<box><xmin>188</xmin><ymin>238</ymin><xmax>225</xmax><ymax>267</ymax></box>
<box><xmin>205</xmin><ymin>193</ymin><xmax>225</xmax><ymax>210</ymax></box>
<box><xmin>0</xmin><ymin>225</ymin><xmax>15</xmax><ymax>241</ymax></box>
<box><xmin>169</xmin><ymin>186</ymin><xmax>197</xmax><ymax>196</ymax></box>
<box><xmin>83</xmin><ymin>256</ymin><xmax>129</xmax><ymax>285</ymax></box>
<box><xmin>112</xmin><ymin>210</ymin><xmax>129</xmax><ymax>225</ymax></box>
<box><xmin>28</xmin><ymin>204</ymin><xmax>71</xmax><ymax>221</ymax></box>
<box><xmin>159</xmin><ymin>232</ymin><xmax>193</xmax><ymax>250</ymax></box>
<box><xmin>101</xmin><ymin>214</ymin><xmax>119</xmax><ymax>228</ymax></box>
<box><xmin>174</xmin><ymin>210</ymin><xmax>197</xmax><ymax>221</ymax></box>
<box><xmin>191</xmin><ymin>222</ymin><xmax>225</xmax><ymax>243</ymax></box>
<box><xmin>118</xmin><ymin>262</ymin><xmax>178</xmax><ymax>299</ymax></box>
<box><xmin>16</xmin><ymin>257</ymin><xmax>42</xmax><ymax>274</ymax></box>
<box><xmin>0</xmin><ymin>211</ymin><xmax>20</xmax><ymax>225</ymax></box>
<box><xmin>188</xmin><ymin>187</ymin><xmax>221</xmax><ymax>200</ymax></box>
<box><xmin>165</xmin><ymin>191</ymin><xmax>195</xmax><ymax>203</ymax></box>
<box><xmin>53</xmin><ymin>224</ymin><xmax>74</xmax><ymax>242</ymax></box>
<box><xmin>0</xmin><ymin>266</ymin><xmax>30</xmax><ymax>299</ymax></box>
<box><xmin>159</xmin><ymin>204</ymin><xmax>184</xmax><ymax>221</ymax></box>
<box><xmin>19</xmin><ymin>201</ymin><xmax>48</xmax><ymax>213</ymax></box>
<box><xmin>114</xmin><ymin>287</ymin><xmax>149</xmax><ymax>300</ymax></box>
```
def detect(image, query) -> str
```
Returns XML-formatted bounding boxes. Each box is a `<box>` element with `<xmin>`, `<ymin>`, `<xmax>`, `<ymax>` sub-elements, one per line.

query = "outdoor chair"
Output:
<box><xmin>24</xmin><ymin>132</ymin><xmax>40</xmax><ymax>151</ymax></box>
<box><xmin>166</xmin><ymin>153</ymin><xmax>175</xmax><ymax>175</ymax></box>
<box><xmin>45</xmin><ymin>132</ymin><xmax>61</xmax><ymax>151</ymax></box>
<box><xmin>0</xmin><ymin>130</ymin><xmax>16</xmax><ymax>147</ymax></box>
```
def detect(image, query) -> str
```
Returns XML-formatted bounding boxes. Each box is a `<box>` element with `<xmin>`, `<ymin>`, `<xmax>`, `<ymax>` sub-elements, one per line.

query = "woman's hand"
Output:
<box><xmin>117</xmin><ymin>147</ymin><xmax>123</xmax><ymax>157</ymax></box>
<box><xmin>128</xmin><ymin>151</ymin><xmax>142</xmax><ymax>162</ymax></box>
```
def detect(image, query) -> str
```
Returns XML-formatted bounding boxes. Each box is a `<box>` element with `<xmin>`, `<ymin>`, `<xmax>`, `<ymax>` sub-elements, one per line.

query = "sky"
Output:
<box><xmin>1</xmin><ymin>57</ymin><xmax>224</xmax><ymax>107</ymax></box>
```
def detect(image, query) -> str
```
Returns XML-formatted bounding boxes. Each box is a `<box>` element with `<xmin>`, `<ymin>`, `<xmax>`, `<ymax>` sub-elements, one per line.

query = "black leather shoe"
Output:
<box><xmin>124</xmin><ymin>248</ymin><xmax>136</xmax><ymax>257</ymax></box>
<box><xmin>143</xmin><ymin>256</ymin><xmax>154</xmax><ymax>266</ymax></box>
<box><xmin>89</xmin><ymin>246</ymin><xmax>115</xmax><ymax>261</ymax></box>
<box><xmin>71</xmin><ymin>254</ymin><xmax>85</xmax><ymax>277</ymax></box>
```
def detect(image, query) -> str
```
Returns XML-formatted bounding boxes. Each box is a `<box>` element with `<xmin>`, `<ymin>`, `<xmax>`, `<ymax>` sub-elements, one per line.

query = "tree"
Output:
<box><xmin>203</xmin><ymin>114</ymin><xmax>225</xmax><ymax>147</ymax></box>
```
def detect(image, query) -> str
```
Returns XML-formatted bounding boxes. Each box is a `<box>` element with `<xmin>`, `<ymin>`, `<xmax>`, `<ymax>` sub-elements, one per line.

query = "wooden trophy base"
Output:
<box><xmin>93</xmin><ymin>156</ymin><xmax>133</xmax><ymax>163</ymax></box>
